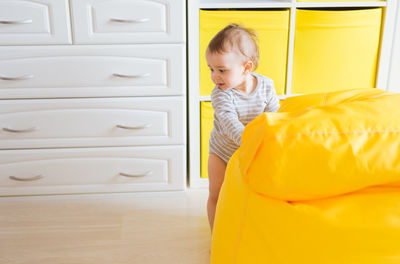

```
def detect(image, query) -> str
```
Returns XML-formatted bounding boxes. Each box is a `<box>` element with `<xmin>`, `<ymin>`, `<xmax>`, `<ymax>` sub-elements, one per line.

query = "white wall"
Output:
<box><xmin>388</xmin><ymin>2</ymin><xmax>400</xmax><ymax>92</ymax></box>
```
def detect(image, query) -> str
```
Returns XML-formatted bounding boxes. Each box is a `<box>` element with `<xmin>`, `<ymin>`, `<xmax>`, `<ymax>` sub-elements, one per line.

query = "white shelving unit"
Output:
<box><xmin>388</xmin><ymin>2</ymin><xmax>400</xmax><ymax>92</ymax></box>
<box><xmin>188</xmin><ymin>0</ymin><xmax>399</xmax><ymax>188</ymax></box>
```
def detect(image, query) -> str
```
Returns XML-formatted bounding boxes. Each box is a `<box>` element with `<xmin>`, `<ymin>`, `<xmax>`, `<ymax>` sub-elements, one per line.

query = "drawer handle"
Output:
<box><xmin>109</xmin><ymin>18</ymin><xmax>150</xmax><ymax>24</ymax></box>
<box><xmin>119</xmin><ymin>171</ymin><xmax>152</xmax><ymax>178</ymax></box>
<box><xmin>3</xmin><ymin>127</ymin><xmax>37</xmax><ymax>133</ymax></box>
<box><xmin>0</xmin><ymin>19</ymin><xmax>33</xmax><ymax>25</ymax></box>
<box><xmin>9</xmin><ymin>175</ymin><xmax>43</xmax><ymax>182</ymax></box>
<box><xmin>0</xmin><ymin>74</ymin><xmax>34</xmax><ymax>81</ymax></box>
<box><xmin>116</xmin><ymin>123</ymin><xmax>152</xmax><ymax>130</ymax></box>
<box><xmin>112</xmin><ymin>73</ymin><xmax>150</xmax><ymax>79</ymax></box>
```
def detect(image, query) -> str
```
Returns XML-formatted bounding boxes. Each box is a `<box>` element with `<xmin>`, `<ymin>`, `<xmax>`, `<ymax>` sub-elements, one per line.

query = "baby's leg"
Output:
<box><xmin>207</xmin><ymin>153</ymin><xmax>227</xmax><ymax>232</ymax></box>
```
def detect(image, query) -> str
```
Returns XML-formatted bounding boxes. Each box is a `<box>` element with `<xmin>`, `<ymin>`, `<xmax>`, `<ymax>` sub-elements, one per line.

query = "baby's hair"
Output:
<box><xmin>207</xmin><ymin>23</ymin><xmax>259</xmax><ymax>71</ymax></box>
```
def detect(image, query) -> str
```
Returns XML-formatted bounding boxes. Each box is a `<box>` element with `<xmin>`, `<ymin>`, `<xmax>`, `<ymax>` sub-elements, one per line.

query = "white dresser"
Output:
<box><xmin>0</xmin><ymin>0</ymin><xmax>187</xmax><ymax>196</ymax></box>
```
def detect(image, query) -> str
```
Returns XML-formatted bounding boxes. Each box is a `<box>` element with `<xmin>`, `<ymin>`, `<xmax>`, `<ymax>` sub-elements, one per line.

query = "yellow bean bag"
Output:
<box><xmin>211</xmin><ymin>88</ymin><xmax>400</xmax><ymax>264</ymax></box>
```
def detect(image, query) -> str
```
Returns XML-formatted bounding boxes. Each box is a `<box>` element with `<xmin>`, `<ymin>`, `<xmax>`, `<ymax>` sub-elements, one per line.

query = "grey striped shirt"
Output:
<box><xmin>209</xmin><ymin>72</ymin><xmax>280</xmax><ymax>163</ymax></box>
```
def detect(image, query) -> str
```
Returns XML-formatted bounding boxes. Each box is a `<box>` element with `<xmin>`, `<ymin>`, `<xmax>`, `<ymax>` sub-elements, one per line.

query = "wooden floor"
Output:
<box><xmin>0</xmin><ymin>189</ymin><xmax>211</xmax><ymax>264</ymax></box>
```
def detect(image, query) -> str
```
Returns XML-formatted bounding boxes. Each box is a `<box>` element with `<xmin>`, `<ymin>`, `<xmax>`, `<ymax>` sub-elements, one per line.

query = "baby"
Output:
<box><xmin>206</xmin><ymin>24</ymin><xmax>280</xmax><ymax>231</ymax></box>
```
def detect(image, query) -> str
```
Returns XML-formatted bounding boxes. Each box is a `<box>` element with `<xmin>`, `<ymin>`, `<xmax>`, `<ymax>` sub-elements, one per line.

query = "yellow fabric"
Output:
<box><xmin>279</xmin><ymin>88</ymin><xmax>386</xmax><ymax>113</ymax></box>
<box><xmin>292</xmin><ymin>8</ymin><xmax>382</xmax><ymax>93</ymax></box>
<box><xmin>240</xmin><ymin>89</ymin><xmax>400</xmax><ymax>201</ymax></box>
<box><xmin>211</xmin><ymin>89</ymin><xmax>400</xmax><ymax>263</ymax></box>
<box><xmin>199</xmin><ymin>10</ymin><xmax>289</xmax><ymax>96</ymax></box>
<box><xmin>212</xmin><ymin>152</ymin><xmax>400</xmax><ymax>263</ymax></box>
<box><xmin>200</xmin><ymin>101</ymin><xmax>213</xmax><ymax>178</ymax></box>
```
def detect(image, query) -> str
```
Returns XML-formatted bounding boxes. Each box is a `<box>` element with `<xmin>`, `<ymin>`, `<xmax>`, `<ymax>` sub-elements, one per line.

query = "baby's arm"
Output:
<box><xmin>264</xmin><ymin>80</ymin><xmax>280</xmax><ymax>112</ymax></box>
<box><xmin>211</xmin><ymin>89</ymin><xmax>244</xmax><ymax>146</ymax></box>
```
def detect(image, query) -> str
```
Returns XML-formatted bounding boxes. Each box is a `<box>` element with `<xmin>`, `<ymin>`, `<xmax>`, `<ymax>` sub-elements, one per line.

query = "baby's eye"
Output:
<box><xmin>219</xmin><ymin>69</ymin><xmax>225</xmax><ymax>73</ymax></box>
<box><xmin>209</xmin><ymin>68</ymin><xmax>214</xmax><ymax>72</ymax></box>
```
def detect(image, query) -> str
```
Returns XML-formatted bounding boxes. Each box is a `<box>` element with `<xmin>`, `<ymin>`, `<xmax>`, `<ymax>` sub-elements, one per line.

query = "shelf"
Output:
<box><xmin>200</xmin><ymin>0</ymin><xmax>292</xmax><ymax>9</ymax></box>
<box><xmin>296</xmin><ymin>1</ymin><xmax>386</xmax><ymax>8</ymax></box>
<box><xmin>199</xmin><ymin>95</ymin><xmax>291</xmax><ymax>101</ymax></box>
<box><xmin>189</xmin><ymin>0</ymin><xmax>397</xmax><ymax>188</ymax></box>
<box><xmin>199</xmin><ymin>0</ymin><xmax>386</xmax><ymax>9</ymax></box>
<box><xmin>199</xmin><ymin>96</ymin><xmax>211</xmax><ymax>102</ymax></box>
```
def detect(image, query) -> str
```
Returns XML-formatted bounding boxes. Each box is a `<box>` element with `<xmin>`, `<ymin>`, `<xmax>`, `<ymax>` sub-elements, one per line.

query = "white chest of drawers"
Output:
<box><xmin>0</xmin><ymin>0</ymin><xmax>186</xmax><ymax>196</ymax></box>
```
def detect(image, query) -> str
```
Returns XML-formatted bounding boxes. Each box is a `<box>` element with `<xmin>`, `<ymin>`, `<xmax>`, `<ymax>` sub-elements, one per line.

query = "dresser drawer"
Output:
<box><xmin>0</xmin><ymin>145</ymin><xmax>185</xmax><ymax>196</ymax></box>
<box><xmin>0</xmin><ymin>97</ymin><xmax>185</xmax><ymax>149</ymax></box>
<box><xmin>0</xmin><ymin>0</ymin><xmax>71</xmax><ymax>45</ymax></box>
<box><xmin>0</xmin><ymin>45</ymin><xmax>185</xmax><ymax>99</ymax></box>
<box><xmin>70</xmin><ymin>0</ymin><xmax>185</xmax><ymax>44</ymax></box>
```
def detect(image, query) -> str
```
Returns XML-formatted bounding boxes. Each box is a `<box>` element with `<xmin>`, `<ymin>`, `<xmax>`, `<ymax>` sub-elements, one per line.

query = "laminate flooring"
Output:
<box><xmin>0</xmin><ymin>189</ymin><xmax>211</xmax><ymax>264</ymax></box>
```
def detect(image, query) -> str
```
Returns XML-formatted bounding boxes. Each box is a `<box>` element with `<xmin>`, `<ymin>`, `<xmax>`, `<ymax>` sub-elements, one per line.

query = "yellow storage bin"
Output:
<box><xmin>200</xmin><ymin>101</ymin><xmax>214</xmax><ymax>178</ymax></box>
<box><xmin>199</xmin><ymin>10</ymin><xmax>290</xmax><ymax>96</ymax></box>
<box><xmin>292</xmin><ymin>8</ymin><xmax>382</xmax><ymax>94</ymax></box>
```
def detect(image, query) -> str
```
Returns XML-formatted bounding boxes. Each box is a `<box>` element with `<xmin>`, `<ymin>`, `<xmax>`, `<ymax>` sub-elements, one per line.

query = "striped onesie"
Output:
<box><xmin>209</xmin><ymin>72</ymin><xmax>280</xmax><ymax>163</ymax></box>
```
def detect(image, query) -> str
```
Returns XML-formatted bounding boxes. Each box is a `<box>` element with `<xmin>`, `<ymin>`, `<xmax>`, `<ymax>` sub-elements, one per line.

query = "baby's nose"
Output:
<box><xmin>213</xmin><ymin>77</ymin><xmax>220</xmax><ymax>84</ymax></box>
<box><xmin>212</xmin><ymin>72</ymin><xmax>220</xmax><ymax>79</ymax></box>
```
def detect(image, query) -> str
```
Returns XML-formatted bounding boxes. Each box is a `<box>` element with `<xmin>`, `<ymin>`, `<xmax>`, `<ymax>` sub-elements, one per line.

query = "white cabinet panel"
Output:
<box><xmin>0</xmin><ymin>145</ymin><xmax>185</xmax><ymax>195</ymax></box>
<box><xmin>70</xmin><ymin>0</ymin><xmax>185</xmax><ymax>44</ymax></box>
<box><xmin>0</xmin><ymin>97</ymin><xmax>185</xmax><ymax>149</ymax></box>
<box><xmin>0</xmin><ymin>0</ymin><xmax>71</xmax><ymax>45</ymax></box>
<box><xmin>0</xmin><ymin>45</ymin><xmax>185</xmax><ymax>98</ymax></box>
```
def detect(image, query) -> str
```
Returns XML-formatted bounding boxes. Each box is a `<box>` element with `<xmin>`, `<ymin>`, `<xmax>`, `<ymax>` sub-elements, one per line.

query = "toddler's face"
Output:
<box><xmin>206</xmin><ymin>51</ymin><xmax>248</xmax><ymax>91</ymax></box>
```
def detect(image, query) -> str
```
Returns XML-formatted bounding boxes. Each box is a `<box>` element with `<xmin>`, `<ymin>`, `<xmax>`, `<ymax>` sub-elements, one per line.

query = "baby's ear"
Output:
<box><xmin>244</xmin><ymin>60</ymin><xmax>254</xmax><ymax>74</ymax></box>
